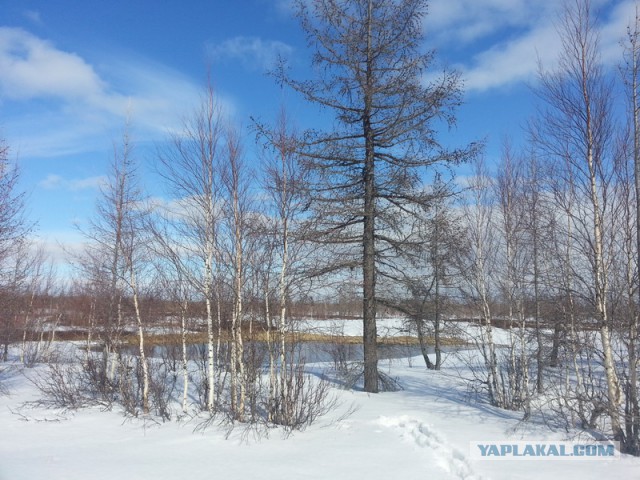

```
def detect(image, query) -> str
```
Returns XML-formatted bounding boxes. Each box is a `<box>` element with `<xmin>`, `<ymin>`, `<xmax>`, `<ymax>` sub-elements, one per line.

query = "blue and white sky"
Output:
<box><xmin>0</xmin><ymin>0</ymin><xmax>637</xmax><ymax>268</ymax></box>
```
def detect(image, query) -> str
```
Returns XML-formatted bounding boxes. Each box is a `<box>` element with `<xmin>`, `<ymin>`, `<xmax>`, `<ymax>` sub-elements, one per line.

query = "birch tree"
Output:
<box><xmin>115</xmin><ymin>133</ymin><xmax>151</xmax><ymax>414</ymax></box>
<box><xmin>82</xmin><ymin>139</ymin><xmax>130</xmax><ymax>388</ymax></box>
<box><xmin>257</xmin><ymin>107</ymin><xmax>311</xmax><ymax>423</ymax></box>
<box><xmin>77</xmin><ymin>120</ymin><xmax>152</xmax><ymax>413</ymax></box>
<box><xmin>221</xmin><ymin>125</ymin><xmax>251</xmax><ymax>421</ymax></box>
<box><xmin>152</xmin><ymin>230</ymin><xmax>194</xmax><ymax>415</ymax></box>
<box><xmin>530</xmin><ymin>0</ymin><xmax>622</xmax><ymax>444</ymax></box>
<box><xmin>521</xmin><ymin>153</ymin><xmax>556</xmax><ymax>382</ymax></box>
<box><xmin>619</xmin><ymin>8</ymin><xmax>640</xmax><ymax>454</ymax></box>
<box><xmin>457</xmin><ymin>158</ymin><xmax>504</xmax><ymax>407</ymax></box>
<box><xmin>156</xmin><ymin>84</ymin><xmax>224</xmax><ymax>414</ymax></box>
<box><xmin>494</xmin><ymin>144</ymin><xmax>531</xmax><ymax>411</ymax></box>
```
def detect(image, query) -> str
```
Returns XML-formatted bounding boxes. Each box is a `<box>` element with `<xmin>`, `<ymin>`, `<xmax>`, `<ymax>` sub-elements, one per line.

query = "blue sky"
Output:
<box><xmin>0</xmin><ymin>0</ymin><xmax>637</xmax><ymax>268</ymax></box>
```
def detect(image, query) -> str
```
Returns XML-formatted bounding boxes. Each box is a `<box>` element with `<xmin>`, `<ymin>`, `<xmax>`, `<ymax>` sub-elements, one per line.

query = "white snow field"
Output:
<box><xmin>297</xmin><ymin>316</ymin><xmax>414</xmax><ymax>338</ymax></box>
<box><xmin>1</xmin><ymin>328</ymin><xmax>639</xmax><ymax>480</ymax></box>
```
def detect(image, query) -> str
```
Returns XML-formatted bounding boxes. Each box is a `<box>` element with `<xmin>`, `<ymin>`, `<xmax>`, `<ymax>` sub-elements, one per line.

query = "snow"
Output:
<box><xmin>2</xmin><ymin>345</ymin><xmax>640</xmax><ymax>480</ymax></box>
<box><xmin>296</xmin><ymin>316</ymin><xmax>412</xmax><ymax>338</ymax></box>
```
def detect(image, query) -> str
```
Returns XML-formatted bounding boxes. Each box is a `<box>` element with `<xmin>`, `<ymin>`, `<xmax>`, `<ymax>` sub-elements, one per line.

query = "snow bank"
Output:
<box><xmin>1</xmin><ymin>346</ymin><xmax>639</xmax><ymax>480</ymax></box>
<box><xmin>296</xmin><ymin>317</ymin><xmax>410</xmax><ymax>338</ymax></box>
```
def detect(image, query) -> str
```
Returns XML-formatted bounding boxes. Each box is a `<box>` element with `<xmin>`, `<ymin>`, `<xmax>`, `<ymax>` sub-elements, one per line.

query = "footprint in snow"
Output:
<box><xmin>378</xmin><ymin>415</ymin><xmax>485</xmax><ymax>480</ymax></box>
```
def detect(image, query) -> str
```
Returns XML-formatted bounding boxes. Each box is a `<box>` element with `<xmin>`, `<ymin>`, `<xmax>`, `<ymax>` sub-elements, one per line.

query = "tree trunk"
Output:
<box><xmin>279</xmin><ymin>213</ymin><xmax>289</xmax><ymax>414</ymax></box>
<box><xmin>628</xmin><ymin>17</ymin><xmax>640</xmax><ymax>454</ymax></box>
<box><xmin>362</xmin><ymin>0</ymin><xmax>378</xmax><ymax>393</ymax></box>
<box><xmin>205</xmin><ymin>253</ymin><xmax>215</xmax><ymax>414</ymax></box>
<box><xmin>415</xmin><ymin>318</ymin><xmax>434</xmax><ymax>370</ymax></box>
<box><xmin>180</xmin><ymin>300</ymin><xmax>189</xmax><ymax>414</ymax></box>
<box><xmin>265</xmin><ymin>288</ymin><xmax>275</xmax><ymax>422</ymax></box>
<box><xmin>130</xmin><ymin>269</ymin><xmax>149</xmax><ymax>415</ymax></box>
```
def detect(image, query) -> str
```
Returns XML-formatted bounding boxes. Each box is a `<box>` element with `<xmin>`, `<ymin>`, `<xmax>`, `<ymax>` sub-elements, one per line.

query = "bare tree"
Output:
<box><xmin>456</xmin><ymin>157</ymin><xmax>504</xmax><ymax>407</ymax></box>
<box><xmin>0</xmin><ymin>139</ymin><xmax>28</xmax><ymax>273</ymax></box>
<box><xmin>521</xmin><ymin>152</ymin><xmax>557</xmax><ymax>382</ymax></box>
<box><xmin>156</xmin><ymin>83</ymin><xmax>225</xmax><ymax>414</ymax></box>
<box><xmin>618</xmin><ymin>7</ymin><xmax>640</xmax><ymax>454</ymax></box>
<box><xmin>378</xmin><ymin>175</ymin><xmax>462</xmax><ymax>370</ymax></box>
<box><xmin>220</xmin><ymin>125</ymin><xmax>252</xmax><ymax>421</ymax></box>
<box><xmin>19</xmin><ymin>245</ymin><xmax>58</xmax><ymax>367</ymax></box>
<box><xmin>0</xmin><ymin>138</ymin><xmax>31</xmax><ymax>362</ymax></box>
<box><xmin>149</xmin><ymin>214</ymin><xmax>197</xmax><ymax>415</ymax></box>
<box><xmin>610</xmin><ymin>128</ymin><xmax>640</xmax><ymax>454</ymax></box>
<box><xmin>77</xmin><ymin>121</ymin><xmax>152</xmax><ymax>414</ymax></box>
<box><xmin>530</xmin><ymin>0</ymin><xmax>623</xmax><ymax>445</ymax></box>
<box><xmin>279</xmin><ymin>0</ymin><xmax>473</xmax><ymax>392</ymax></box>
<box><xmin>114</xmin><ymin>133</ymin><xmax>151</xmax><ymax>414</ymax></box>
<box><xmin>81</xmin><ymin>142</ymin><xmax>129</xmax><ymax>386</ymax></box>
<box><xmin>256</xmin><ymin>107</ymin><xmax>313</xmax><ymax>422</ymax></box>
<box><xmin>494</xmin><ymin>144</ymin><xmax>531</xmax><ymax>412</ymax></box>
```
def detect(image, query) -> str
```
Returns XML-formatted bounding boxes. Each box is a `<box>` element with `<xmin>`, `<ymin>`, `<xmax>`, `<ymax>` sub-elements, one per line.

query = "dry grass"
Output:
<box><xmin>36</xmin><ymin>326</ymin><xmax>468</xmax><ymax>348</ymax></box>
<box><xmin>122</xmin><ymin>330</ymin><xmax>467</xmax><ymax>348</ymax></box>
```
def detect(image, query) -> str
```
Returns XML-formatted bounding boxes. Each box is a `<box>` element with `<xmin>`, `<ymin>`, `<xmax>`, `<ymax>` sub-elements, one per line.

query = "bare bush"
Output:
<box><xmin>267</xmin><ymin>364</ymin><xmax>338</xmax><ymax>434</ymax></box>
<box><xmin>333</xmin><ymin>360</ymin><xmax>402</xmax><ymax>393</ymax></box>
<box><xmin>0</xmin><ymin>366</ymin><xmax>8</xmax><ymax>396</ymax></box>
<box><xmin>148</xmin><ymin>357</ymin><xmax>179</xmax><ymax>421</ymax></box>
<box><xmin>31</xmin><ymin>362</ymin><xmax>90</xmax><ymax>410</ymax></box>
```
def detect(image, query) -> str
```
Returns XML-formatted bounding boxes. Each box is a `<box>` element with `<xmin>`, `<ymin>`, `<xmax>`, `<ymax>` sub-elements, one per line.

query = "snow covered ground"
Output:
<box><xmin>2</xmin><ymin>342</ymin><xmax>639</xmax><ymax>480</ymax></box>
<box><xmin>295</xmin><ymin>316</ymin><xmax>498</xmax><ymax>344</ymax></box>
<box><xmin>296</xmin><ymin>316</ymin><xmax>413</xmax><ymax>338</ymax></box>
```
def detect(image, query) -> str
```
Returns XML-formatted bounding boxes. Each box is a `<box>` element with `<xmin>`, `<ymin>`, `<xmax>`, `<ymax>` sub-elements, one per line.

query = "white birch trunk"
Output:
<box><xmin>180</xmin><ymin>301</ymin><xmax>189</xmax><ymax>414</ymax></box>
<box><xmin>279</xmin><ymin>200</ymin><xmax>289</xmax><ymax>415</ymax></box>
<box><xmin>204</xmin><ymin>253</ymin><xmax>215</xmax><ymax>414</ymax></box>
<box><xmin>130</xmin><ymin>268</ymin><xmax>149</xmax><ymax>415</ymax></box>
<box><xmin>586</xmin><ymin>107</ymin><xmax>622</xmax><ymax>439</ymax></box>
<box><xmin>265</xmin><ymin>290</ymin><xmax>275</xmax><ymax>422</ymax></box>
<box><xmin>108</xmin><ymin>298</ymin><xmax>123</xmax><ymax>382</ymax></box>
<box><xmin>215</xmin><ymin>280</ymin><xmax>222</xmax><ymax>405</ymax></box>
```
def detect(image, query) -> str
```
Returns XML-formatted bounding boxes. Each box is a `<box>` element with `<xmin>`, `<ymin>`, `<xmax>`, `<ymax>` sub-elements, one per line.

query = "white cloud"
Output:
<box><xmin>0</xmin><ymin>27</ymin><xmax>107</xmax><ymax>102</ymax></box>
<box><xmin>207</xmin><ymin>36</ymin><xmax>294</xmax><ymax>71</ymax></box>
<box><xmin>426</xmin><ymin>0</ymin><xmax>556</xmax><ymax>45</ymax></box>
<box><xmin>439</xmin><ymin>0</ymin><xmax>638</xmax><ymax>93</ymax></box>
<box><xmin>461</xmin><ymin>22</ymin><xmax>560</xmax><ymax>92</ymax></box>
<box><xmin>271</xmin><ymin>0</ymin><xmax>312</xmax><ymax>16</ymax></box>
<box><xmin>39</xmin><ymin>174</ymin><xmax>107</xmax><ymax>191</ymax></box>
<box><xmin>68</xmin><ymin>175</ymin><xmax>108</xmax><ymax>190</ymax></box>
<box><xmin>38</xmin><ymin>173</ymin><xmax>64</xmax><ymax>190</ymax></box>
<box><xmin>599</xmin><ymin>0</ymin><xmax>639</xmax><ymax>64</ymax></box>
<box><xmin>31</xmin><ymin>229</ymin><xmax>88</xmax><ymax>271</ymax></box>
<box><xmin>23</xmin><ymin>10</ymin><xmax>43</xmax><ymax>25</ymax></box>
<box><xmin>102</xmin><ymin>57</ymin><xmax>214</xmax><ymax>132</ymax></box>
<box><xmin>0</xmin><ymin>27</ymin><xmax>234</xmax><ymax>158</ymax></box>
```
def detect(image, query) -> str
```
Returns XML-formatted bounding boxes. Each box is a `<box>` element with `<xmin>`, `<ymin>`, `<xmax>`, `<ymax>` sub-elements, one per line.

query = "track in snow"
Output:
<box><xmin>378</xmin><ymin>415</ymin><xmax>484</xmax><ymax>480</ymax></box>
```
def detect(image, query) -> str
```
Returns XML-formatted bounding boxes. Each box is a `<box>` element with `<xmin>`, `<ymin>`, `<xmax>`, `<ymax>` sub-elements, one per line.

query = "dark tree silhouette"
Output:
<box><xmin>279</xmin><ymin>0</ymin><xmax>474</xmax><ymax>392</ymax></box>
